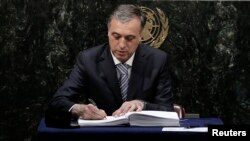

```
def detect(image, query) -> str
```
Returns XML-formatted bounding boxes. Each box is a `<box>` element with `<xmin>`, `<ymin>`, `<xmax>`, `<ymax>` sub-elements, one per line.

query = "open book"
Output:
<box><xmin>77</xmin><ymin>110</ymin><xmax>180</xmax><ymax>127</ymax></box>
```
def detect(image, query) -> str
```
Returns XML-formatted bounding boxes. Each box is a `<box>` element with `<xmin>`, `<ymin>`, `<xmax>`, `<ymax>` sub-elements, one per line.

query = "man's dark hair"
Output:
<box><xmin>107</xmin><ymin>4</ymin><xmax>146</xmax><ymax>32</ymax></box>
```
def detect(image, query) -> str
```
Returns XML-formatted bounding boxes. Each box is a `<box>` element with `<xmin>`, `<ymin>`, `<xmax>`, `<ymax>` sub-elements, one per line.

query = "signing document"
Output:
<box><xmin>78</xmin><ymin>110</ymin><xmax>180</xmax><ymax>126</ymax></box>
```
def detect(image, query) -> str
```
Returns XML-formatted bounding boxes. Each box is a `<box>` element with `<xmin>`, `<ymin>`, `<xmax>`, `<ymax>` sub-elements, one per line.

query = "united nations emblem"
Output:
<box><xmin>140</xmin><ymin>6</ymin><xmax>169</xmax><ymax>48</ymax></box>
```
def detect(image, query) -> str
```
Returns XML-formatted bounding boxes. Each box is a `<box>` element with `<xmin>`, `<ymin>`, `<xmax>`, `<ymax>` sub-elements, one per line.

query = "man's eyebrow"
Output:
<box><xmin>125</xmin><ymin>35</ymin><xmax>136</xmax><ymax>38</ymax></box>
<box><xmin>111</xmin><ymin>32</ymin><xmax>120</xmax><ymax>35</ymax></box>
<box><xmin>125</xmin><ymin>35</ymin><xmax>136</xmax><ymax>39</ymax></box>
<box><xmin>111</xmin><ymin>32</ymin><xmax>136</xmax><ymax>39</ymax></box>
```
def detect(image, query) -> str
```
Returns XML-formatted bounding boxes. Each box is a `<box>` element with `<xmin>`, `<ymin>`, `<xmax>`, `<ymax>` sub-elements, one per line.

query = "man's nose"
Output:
<box><xmin>119</xmin><ymin>38</ymin><xmax>126</xmax><ymax>49</ymax></box>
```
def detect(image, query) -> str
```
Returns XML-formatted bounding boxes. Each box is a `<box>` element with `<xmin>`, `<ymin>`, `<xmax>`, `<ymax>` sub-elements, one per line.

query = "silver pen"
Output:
<box><xmin>88</xmin><ymin>98</ymin><xmax>97</xmax><ymax>106</ymax></box>
<box><xmin>88</xmin><ymin>98</ymin><xmax>107</xmax><ymax>119</ymax></box>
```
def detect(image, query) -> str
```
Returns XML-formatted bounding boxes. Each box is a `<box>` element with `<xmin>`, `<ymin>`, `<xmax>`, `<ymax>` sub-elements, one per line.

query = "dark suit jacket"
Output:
<box><xmin>48</xmin><ymin>43</ymin><xmax>174</xmax><ymax>117</ymax></box>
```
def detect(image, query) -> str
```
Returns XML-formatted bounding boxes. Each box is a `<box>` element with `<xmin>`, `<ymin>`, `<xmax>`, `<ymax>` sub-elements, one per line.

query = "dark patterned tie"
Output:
<box><xmin>116</xmin><ymin>63</ymin><xmax>129</xmax><ymax>101</ymax></box>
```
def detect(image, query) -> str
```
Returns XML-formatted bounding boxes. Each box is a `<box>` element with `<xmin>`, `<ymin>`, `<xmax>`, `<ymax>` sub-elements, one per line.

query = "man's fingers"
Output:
<box><xmin>112</xmin><ymin>100</ymin><xmax>145</xmax><ymax>116</ymax></box>
<box><xmin>89</xmin><ymin>106</ymin><xmax>107</xmax><ymax>119</ymax></box>
<box><xmin>80</xmin><ymin>104</ymin><xmax>107</xmax><ymax>119</ymax></box>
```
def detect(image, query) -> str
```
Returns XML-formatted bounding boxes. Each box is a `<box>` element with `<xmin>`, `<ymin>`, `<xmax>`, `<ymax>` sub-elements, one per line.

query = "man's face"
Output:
<box><xmin>108</xmin><ymin>17</ymin><xmax>141</xmax><ymax>63</ymax></box>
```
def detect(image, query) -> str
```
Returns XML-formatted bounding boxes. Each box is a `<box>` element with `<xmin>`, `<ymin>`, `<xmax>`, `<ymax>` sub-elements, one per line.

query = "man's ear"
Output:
<box><xmin>139</xmin><ymin>33</ymin><xmax>142</xmax><ymax>43</ymax></box>
<box><xmin>139</xmin><ymin>36</ymin><xmax>143</xmax><ymax>43</ymax></box>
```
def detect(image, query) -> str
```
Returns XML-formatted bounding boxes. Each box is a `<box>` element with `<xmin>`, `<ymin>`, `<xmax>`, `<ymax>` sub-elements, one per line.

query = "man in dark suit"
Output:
<box><xmin>47</xmin><ymin>4</ymin><xmax>174</xmax><ymax>121</ymax></box>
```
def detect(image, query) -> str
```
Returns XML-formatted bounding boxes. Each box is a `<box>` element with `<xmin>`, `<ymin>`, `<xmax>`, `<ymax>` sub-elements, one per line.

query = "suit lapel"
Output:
<box><xmin>127</xmin><ymin>45</ymin><xmax>146</xmax><ymax>100</ymax></box>
<box><xmin>98</xmin><ymin>46</ymin><xmax>123</xmax><ymax>105</ymax></box>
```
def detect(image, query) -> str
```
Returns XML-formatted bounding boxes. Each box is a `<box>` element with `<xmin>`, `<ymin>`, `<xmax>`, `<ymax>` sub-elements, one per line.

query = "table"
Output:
<box><xmin>34</xmin><ymin>118</ymin><xmax>223</xmax><ymax>140</ymax></box>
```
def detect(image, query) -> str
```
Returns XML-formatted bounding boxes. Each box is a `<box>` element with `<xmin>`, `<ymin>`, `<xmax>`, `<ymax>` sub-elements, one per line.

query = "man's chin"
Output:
<box><xmin>117</xmin><ymin>57</ymin><xmax>127</xmax><ymax>63</ymax></box>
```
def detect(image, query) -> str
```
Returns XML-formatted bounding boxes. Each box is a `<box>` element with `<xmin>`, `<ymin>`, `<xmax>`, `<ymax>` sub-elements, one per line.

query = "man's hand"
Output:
<box><xmin>112</xmin><ymin>100</ymin><xmax>144</xmax><ymax>117</ymax></box>
<box><xmin>71</xmin><ymin>104</ymin><xmax>107</xmax><ymax>120</ymax></box>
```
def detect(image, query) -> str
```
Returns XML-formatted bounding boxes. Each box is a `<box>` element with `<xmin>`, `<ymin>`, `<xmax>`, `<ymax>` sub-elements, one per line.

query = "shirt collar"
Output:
<box><xmin>110</xmin><ymin>50</ymin><xmax>135</xmax><ymax>67</ymax></box>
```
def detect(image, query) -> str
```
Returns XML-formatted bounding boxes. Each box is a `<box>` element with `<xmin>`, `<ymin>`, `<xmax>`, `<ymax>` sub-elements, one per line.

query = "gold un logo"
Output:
<box><xmin>140</xmin><ymin>6</ymin><xmax>169</xmax><ymax>48</ymax></box>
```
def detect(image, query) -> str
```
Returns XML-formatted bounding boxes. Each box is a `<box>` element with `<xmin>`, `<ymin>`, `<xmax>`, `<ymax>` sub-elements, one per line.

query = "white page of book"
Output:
<box><xmin>78</xmin><ymin>115</ymin><xmax>128</xmax><ymax>126</ymax></box>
